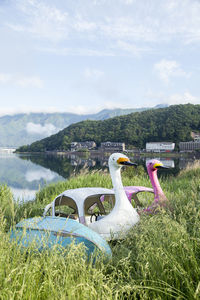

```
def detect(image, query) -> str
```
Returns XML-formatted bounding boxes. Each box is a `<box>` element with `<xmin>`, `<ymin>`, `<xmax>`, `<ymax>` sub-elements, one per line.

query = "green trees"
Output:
<box><xmin>17</xmin><ymin>104</ymin><xmax>200</xmax><ymax>152</ymax></box>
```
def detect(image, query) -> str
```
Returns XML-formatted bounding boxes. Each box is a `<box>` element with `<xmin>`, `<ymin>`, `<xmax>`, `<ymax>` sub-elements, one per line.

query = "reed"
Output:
<box><xmin>0</xmin><ymin>164</ymin><xmax>199</xmax><ymax>299</ymax></box>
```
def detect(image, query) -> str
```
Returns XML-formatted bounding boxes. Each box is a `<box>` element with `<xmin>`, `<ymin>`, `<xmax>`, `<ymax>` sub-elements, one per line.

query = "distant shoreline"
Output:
<box><xmin>14</xmin><ymin>149</ymin><xmax>199</xmax><ymax>159</ymax></box>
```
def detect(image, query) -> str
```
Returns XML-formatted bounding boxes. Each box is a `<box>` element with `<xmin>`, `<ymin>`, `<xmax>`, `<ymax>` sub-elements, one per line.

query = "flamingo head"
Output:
<box><xmin>146</xmin><ymin>159</ymin><xmax>168</xmax><ymax>172</ymax></box>
<box><xmin>108</xmin><ymin>153</ymin><xmax>137</xmax><ymax>169</ymax></box>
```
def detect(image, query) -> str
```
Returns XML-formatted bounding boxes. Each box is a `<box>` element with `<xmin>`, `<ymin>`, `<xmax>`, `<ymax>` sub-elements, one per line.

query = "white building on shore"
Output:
<box><xmin>100</xmin><ymin>142</ymin><xmax>125</xmax><ymax>152</ymax></box>
<box><xmin>146</xmin><ymin>142</ymin><xmax>175</xmax><ymax>153</ymax></box>
<box><xmin>0</xmin><ymin>147</ymin><xmax>16</xmax><ymax>153</ymax></box>
<box><xmin>71</xmin><ymin>141</ymin><xmax>96</xmax><ymax>152</ymax></box>
<box><xmin>179</xmin><ymin>140</ymin><xmax>200</xmax><ymax>152</ymax></box>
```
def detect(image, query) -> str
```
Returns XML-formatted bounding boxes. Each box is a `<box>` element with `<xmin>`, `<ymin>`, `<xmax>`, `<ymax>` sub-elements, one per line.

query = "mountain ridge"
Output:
<box><xmin>16</xmin><ymin>104</ymin><xmax>200</xmax><ymax>152</ymax></box>
<box><xmin>1</xmin><ymin>105</ymin><xmax>167</xmax><ymax>147</ymax></box>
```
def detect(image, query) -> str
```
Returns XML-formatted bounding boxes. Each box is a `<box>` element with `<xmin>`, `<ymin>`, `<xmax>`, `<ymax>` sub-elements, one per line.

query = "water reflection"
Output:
<box><xmin>0</xmin><ymin>152</ymin><xmax>198</xmax><ymax>201</ymax></box>
<box><xmin>0</xmin><ymin>153</ymin><xmax>64</xmax><ymax>201</ymax></box>
<box><xmin>10</xmin><ymin>187</ymin><xmax>38</xmax><ymax>202</ymax></box>
<box><xmin>22</xmin><ymin>153</ymin><xmax>199</xmax><ymax>176</ymax></box>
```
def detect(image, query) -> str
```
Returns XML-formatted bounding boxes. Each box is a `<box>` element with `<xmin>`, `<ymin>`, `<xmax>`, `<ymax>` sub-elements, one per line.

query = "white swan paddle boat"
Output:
<box><xmin>44</xmin><ymin>153</ymin><xmax>140</xmax><ymax>240</ymax></box>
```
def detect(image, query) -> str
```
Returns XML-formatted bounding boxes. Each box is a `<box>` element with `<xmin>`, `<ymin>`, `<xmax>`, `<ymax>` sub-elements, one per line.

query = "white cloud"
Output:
<box><xmin>100</xmin><ymin>17</ymin><xmax>155</xmax><ymax>42</ymax></box>
<box><xmin>17</xmin><ymin>76</ymin><xmax>43</xmax><ymax>88</ymax></box>
<box><xmin>0</xmin><ymin>73</ymin><xmax>43</xmax><ymax>88</ymax></box>
<box><xmin>166</xmin><ymin>92</ymin><xmax>200</xmax><ymax>105</ymax></box>
<box><xmin>154</xmin><ymin>59</ymin><xmax>190</xmax><ymax>84</ymax></box>
<box><xmin>14</xmin><ymin>0</ymin><xmax>69</xmax><ymax>41</ymax></box>
<box><xmin>36</xmin><ymin>46</ymin><xmax>115</xmax><ymax>57</ymax></box>
<box><xmin>6</xmin><ymin>0</ymin><xmax>200</xmax><ymax>53</ymax></box>
<box><xmin>8</xmin><ymin>1</ymin><xmax>97</xmax><ymax>42</ymax></box>
<box><xmin>144</xmin><ymin>90</ymin><xmax>200</xmax><ymax>107</ymax></box>
<box><xmin>73</xmin><ymin>14</ymin><xmax>97</xmax><ymax>32</ymax></box>
<box><xmin>26</xmin><ymin>122</ymin><xmax>57</xmax><ymax>135</ymax></box>
<box><xmin>116</xmin><ymin>40</ymin><xmax>149</xmax><ymax>56</ymax></box>
<box><xmin>6</xmin><ymin>24</ymin><xmax>25</xmax><ymax>33</ymax></box>
<box><xmin>121</xmin><ymin>0</ymin><xmax>134</xmax><ymax>4</ymax></box>
<box><xmin>94</xmin><ymin>1</ymin><xmax>200</xmax><ymax>45</ymax></box>
<box><xmin>25</xmin><ymin>169</ymin><xmax>56</xmax><ymax>182</ymax></box>
<box><xmin>0</xmin><ymin>107</ymin><xmax>65</xmax><ymax>116</ymax></box>
<box><xmin>99</xmin><ymin>101</ymin><xmax>131</xmax><ymax>110</ymax></box>
<box><xmin>0</xmin><ymin>73</ymin><xmax>12</xmax><ymax>84</ymax></box>
<box><xmin>84</xmin><ymin>68</ymin><xmax>104</xmax><ymax>79</ymax></box>
<box><xmin>66</xmin><ymin>102</ymin><xmax>131</xmax><ymax>114</ymax></box>
<box><xmin>0</xmin><ymin>104</ymin><xmax>127</xmax><ymax>116</ymax></box>
<box><xmin>93</xmin><ymin>0</ymin><xmax>135</xmax><ymax>5</ymax></box>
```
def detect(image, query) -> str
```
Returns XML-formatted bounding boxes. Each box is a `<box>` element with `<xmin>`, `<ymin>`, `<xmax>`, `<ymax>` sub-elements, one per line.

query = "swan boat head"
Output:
<box><xmin>123</xmin><ymin>159</ymin><xmax>169</xmax><ymax>215</ymax></box>
<box><xmin>146</xmin><ymin>159</ymin><xmax>168</xmax><ymax>173</ymax></box>
<box><xmin>146</xmin><ymin>159</ymin><xmax>169</xmax><ymax>199</ymax></box>
<box><xmin>109</xmin><ymin>152</ymin><xmax>137</xmax><ymax>168</ymax></box>
<box><xmin>140</xmin><ymin>158</ymin><xmax>169</xmax><ymax>214</ymax></box>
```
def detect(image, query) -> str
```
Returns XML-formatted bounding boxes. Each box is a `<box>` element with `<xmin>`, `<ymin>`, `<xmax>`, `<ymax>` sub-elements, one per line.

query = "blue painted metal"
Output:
<box><xmin>10</xmin><ymin>216</ymin><xmax>112</xmax><ymax>258</ymax></box>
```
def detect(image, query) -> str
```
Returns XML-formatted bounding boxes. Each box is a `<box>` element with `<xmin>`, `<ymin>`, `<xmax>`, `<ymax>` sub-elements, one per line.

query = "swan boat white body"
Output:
<box><xmin>44</xmin><ymin>153</ymin><xmax>140</xmax><ymax>240</ymax></box>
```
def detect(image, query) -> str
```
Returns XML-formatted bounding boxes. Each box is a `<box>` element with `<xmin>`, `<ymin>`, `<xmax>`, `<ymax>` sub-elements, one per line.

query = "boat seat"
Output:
<box><xmin>55</xmin><ymin>211</ymin><xmax>77</xmax><ymax>220</ymax></box>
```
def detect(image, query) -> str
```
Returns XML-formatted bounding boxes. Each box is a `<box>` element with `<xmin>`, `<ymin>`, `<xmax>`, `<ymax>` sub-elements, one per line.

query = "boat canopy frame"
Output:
<box><xmin>43</xmin><ymin>187</ymin><xmax>115</xmax><ymax>224</ymax></box>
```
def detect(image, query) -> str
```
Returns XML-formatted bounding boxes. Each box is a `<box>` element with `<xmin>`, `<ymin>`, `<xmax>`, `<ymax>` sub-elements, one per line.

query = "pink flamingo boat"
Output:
<box><xmin>124</xmin><ymin>159</ymin><xmax>169</xmax><ymax>214</ymax></box>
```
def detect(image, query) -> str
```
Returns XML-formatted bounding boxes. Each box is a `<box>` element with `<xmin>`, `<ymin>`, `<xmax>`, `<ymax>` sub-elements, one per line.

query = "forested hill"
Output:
<box><xmin>0</xmin><ymin>105</ymin><xmax>162</xmax><ymax>147</ymax></box>
<box><xmin>17</xmin><ymin>104</ymin><xmax>200</xmax><ymax>152</ymax></box>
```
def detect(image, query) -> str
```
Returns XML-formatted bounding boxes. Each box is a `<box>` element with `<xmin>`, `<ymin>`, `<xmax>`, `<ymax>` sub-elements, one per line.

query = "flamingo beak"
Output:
<box><xmin>153</xmin><ymin>162</ymin><xmax>169</xmax><ymax>169</ymax></box>
<box><xmin>117</xmin><ymin>157</ymin><xmax>137</xmax><ymax>166</ymax></box>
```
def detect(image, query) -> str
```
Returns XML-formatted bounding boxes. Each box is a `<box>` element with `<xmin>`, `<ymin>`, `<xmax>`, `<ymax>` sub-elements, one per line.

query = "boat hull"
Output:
<box><xmin>10</xmin><ymin>216</ymin><xmax>112</xmax><ymax>258</ymax></box>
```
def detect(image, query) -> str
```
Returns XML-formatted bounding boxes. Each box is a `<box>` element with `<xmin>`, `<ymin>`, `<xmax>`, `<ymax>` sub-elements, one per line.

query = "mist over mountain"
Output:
<box><xmin>1</xmin><ymin>105</ymin><xmax>167</xmax><ymax>147</ymax></box>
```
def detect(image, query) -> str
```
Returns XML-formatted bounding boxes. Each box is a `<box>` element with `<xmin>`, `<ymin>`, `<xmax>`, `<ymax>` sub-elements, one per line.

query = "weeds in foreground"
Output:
<box><xmin>0</xmin><ymin>165</ymin><xmax>200</xmax><ymax>299</ymax></box>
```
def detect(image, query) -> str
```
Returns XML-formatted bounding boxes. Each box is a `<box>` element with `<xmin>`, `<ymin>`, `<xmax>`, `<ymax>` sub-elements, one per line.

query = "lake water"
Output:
<box><xmin>0</xmin><ymin>152</ymin><xmax>198</xmax><ymax>202</ymax></box>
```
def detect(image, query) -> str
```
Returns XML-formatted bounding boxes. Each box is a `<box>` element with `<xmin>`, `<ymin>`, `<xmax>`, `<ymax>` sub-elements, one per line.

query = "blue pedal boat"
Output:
<box><xmin>10</xmin><ymin>216</ymin><xmax>112</xmax><ymax>259</ymax></box>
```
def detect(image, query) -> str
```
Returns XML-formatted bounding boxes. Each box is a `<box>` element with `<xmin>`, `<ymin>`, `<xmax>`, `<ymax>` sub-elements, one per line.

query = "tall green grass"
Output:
<box><xmin>0</xmin><ymin>164</ymin><xmax>199</xmax><ymax>299</ymax></box>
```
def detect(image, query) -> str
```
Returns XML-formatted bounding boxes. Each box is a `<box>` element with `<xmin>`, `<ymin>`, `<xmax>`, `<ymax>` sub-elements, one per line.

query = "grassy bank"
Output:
<box><xmin>0</xmin><ymin>163</ymin><xmax>200</xmax><ymax>299</ymax></box>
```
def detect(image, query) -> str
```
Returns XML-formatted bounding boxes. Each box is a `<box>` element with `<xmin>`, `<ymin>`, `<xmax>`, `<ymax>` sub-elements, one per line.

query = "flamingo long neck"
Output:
<box><xmin>109</xmin><ymin>165</ymin><xmax>131</xmax><ymax>211</ymax></box>
<box><xmin>148</xmin><ymin>168</ymin><xmax>166</xmax><ymax>201</ymax></box>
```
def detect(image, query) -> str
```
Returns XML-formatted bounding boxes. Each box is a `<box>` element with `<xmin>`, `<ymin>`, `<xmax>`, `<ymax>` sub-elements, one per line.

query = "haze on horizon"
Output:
<box><xmin>0</xmin><ymin>0</ymin><xmax>200</xmax><ymax>116</ymax></box>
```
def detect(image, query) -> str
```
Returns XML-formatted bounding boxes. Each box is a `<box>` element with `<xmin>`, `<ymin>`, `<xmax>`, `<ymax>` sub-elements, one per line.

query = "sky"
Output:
<box><xmin>0</xmin><ymin>0</ymin><xmax>200</xmax><ymax>115</ymax></box>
